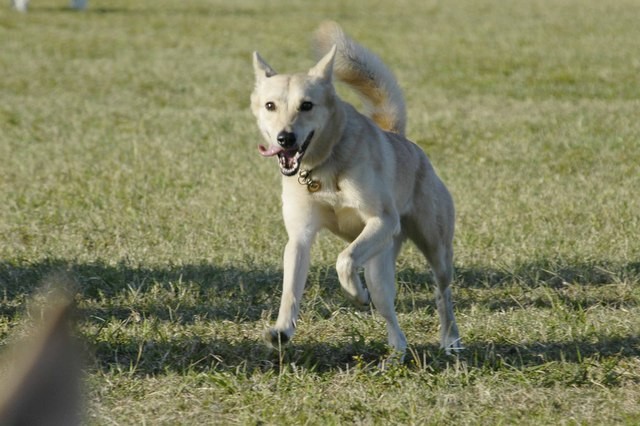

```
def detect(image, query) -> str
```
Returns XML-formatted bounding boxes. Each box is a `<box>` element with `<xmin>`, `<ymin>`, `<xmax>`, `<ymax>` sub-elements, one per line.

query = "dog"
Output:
<box><xmin>11</xmin><ymin>0</ymin><xmax>87</xmax><ymax>12</ymax></box>
<box><xmin>251</xmin><ymin>21</ymin><xmax>462</xmax><ymax>361</ymax></box>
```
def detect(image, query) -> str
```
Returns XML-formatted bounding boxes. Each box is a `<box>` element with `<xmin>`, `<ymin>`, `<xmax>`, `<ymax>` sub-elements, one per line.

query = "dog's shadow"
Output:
<box><xmin>84</xmin><ymin>330</ymin><xmax>640</xmax><ymax>376</ymax></box>
<box><xmin>1</xmin><ymin>258</ymin><xmax>638</xmax><ymax>376</ymax></box>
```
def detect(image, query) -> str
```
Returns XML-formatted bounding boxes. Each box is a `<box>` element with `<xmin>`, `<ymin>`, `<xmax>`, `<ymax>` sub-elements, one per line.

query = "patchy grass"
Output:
<box><xmin>1</xmin><ymin>0</ymin><xmax>639</xmax><ymax>424</ymax></box>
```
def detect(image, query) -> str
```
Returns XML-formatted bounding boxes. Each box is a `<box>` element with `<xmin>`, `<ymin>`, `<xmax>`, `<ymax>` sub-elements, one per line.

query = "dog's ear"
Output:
<box><xmin>253</xmin><ymin>52</ymin><xmax>277</xmax><ymax>80</ymax></box>
<box><xmin>308</xmin><ymin>44</ymin><xmax>336</xmax><ymax>82</ymax></box>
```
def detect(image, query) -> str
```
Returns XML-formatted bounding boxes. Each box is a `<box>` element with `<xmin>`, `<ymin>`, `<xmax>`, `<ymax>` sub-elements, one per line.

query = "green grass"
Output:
<box><xmin>1</xmin><ymin>0</ymin><xmax>640</xmax><ymax>424</ymax></box>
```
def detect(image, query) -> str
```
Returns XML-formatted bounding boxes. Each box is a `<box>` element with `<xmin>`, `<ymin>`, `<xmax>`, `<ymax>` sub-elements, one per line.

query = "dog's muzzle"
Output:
<box><xmin>258</xmin><ymin>131</ymin><xmax>315</xmax><ymax>176</ymax></box>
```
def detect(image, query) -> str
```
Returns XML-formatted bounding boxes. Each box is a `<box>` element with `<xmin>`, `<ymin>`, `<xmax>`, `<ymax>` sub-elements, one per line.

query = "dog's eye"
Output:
<box><xmin>265</xmin><ymin>102</ymin><xmax>276</xmax><ymax>111</ymax></box>
<box><xmin>300</xmin><ymin>101</ymin><xmax>313</xmax><ymax>112</ymax></box>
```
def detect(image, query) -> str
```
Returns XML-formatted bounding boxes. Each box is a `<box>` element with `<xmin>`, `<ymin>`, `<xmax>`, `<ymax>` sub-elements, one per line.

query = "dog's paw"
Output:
<box><xmin>353</xmin><ymin>288</ymin><xmax>372</xmax><ymax>310</ymax></box>
<box><xmin>341</xmin><ymin>287</ymin><xmax>371</xmax><ymax>310</ymax></box>
<box><xmin>442</xmin><ymin>338</ymin><xmax>464</xmax><ymax>356</ymax></box>
<box><xmin>263</xmin><ymin>328</ymin><xmax>290</xmax><ymax>349</ymax></box>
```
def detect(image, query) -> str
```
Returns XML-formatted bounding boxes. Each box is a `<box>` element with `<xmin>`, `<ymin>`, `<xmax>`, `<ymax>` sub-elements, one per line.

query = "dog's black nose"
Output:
<box><xmin>277</xmin><ymin>131</ymin><xmax>296</xmax><ymax>148</ymax></box>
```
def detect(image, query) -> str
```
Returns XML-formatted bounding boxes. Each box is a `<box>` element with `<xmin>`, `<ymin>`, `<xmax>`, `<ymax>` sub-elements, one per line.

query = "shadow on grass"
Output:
<box><xmin>85</xmin><ymin>330</ymin><xmax>640</xmax><ymax>379</ymax></box>
<box><xmin>28</xmin><ymin>4</ymin><xmax>271</xmax><ymax>17</ymax></box>
<box><xmin>28</xmin><ymin>6</ymin><xmax>129</xmax><ymax>13</ymax></box>
<box><xmin>2</xmin><ymin>257</ymin><xmax>638</xmax><ymax>300</ymax></box>
<box><xmin>396</xmin><ymin>260</ymin><xmax>640</xmax><ymax>313</ymax></box>
<box><xmin>1</xmin><ymin>258</ymin><xmax>638</xmax><ymax>378</ymax></box>
<box><xmin>0</xmin><ymin>259</ymin><xmax>282</xmax><ymax>322</ymax></box>
<box><xmin>1</xmin><ymin>257</ymin><xmax>638</xmax><ymax>320</ymax></box>
<box><xmin>88</xmin><ymin>334</ymin><xmax>384</xmax><ymax>376</ymax></box>
<box><xmin>4</xmin><ymin>259</ymin><xmax>638</xmax><ymax>286</ymax></box>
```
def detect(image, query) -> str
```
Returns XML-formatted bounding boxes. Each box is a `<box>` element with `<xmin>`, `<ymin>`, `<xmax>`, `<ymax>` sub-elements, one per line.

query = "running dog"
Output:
<box><xmin>11</xmin><ymin>0</ymin><xmax>87</xmax><ymax>12</ymax></box>
<box><xmin>251</xmin><ymin>21</ymin><xmax>462</xmax><ymax>360</ymax></box>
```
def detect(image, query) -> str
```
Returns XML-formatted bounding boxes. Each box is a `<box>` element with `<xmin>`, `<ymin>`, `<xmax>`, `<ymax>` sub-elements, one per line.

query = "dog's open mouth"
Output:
<box><xmin>258</xmin><ymin>131</ymin><xmax>314</xmax><ymax>176</ymax></box>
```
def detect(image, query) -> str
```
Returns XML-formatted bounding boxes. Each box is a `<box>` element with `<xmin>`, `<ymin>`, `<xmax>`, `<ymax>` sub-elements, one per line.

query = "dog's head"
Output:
<box><xmin>251</xmin><ymin>46</ymin><xmax>338</xmax><ymax>176</ymax></box>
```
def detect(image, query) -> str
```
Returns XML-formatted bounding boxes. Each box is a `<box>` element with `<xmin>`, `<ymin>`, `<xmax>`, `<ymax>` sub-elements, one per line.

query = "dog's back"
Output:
<box><xmin>314</xmin><ymin>21</ymin><xmax>407</xmax><ymax>136</ymax></box>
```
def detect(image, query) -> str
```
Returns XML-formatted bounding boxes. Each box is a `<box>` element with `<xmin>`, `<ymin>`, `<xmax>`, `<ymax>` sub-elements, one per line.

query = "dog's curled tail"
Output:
<box><xmin>314</xmin><ymin>21</ymin><xmax>407</xmax><ymax>135</ymax></box>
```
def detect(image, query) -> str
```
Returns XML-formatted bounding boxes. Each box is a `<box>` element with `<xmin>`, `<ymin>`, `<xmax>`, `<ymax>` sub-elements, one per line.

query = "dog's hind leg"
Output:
<box><xmin>407</xmin><ymin>216</ymin><xmax>462</xmax><ymax>354</ymax></box>
<box><xmin>418</xmin><ymin>238</ymin><xmax>462</xmax><ymax>354</ymax></box>
<box><xmin>363</xmin><ymin>238</ymin><xmax>407</xmax><ymax>359</ymax></box>
<box><xmin>430</xmin><ymin>246</ymin><xmax>462</xmax><ymax>353</ymax></box>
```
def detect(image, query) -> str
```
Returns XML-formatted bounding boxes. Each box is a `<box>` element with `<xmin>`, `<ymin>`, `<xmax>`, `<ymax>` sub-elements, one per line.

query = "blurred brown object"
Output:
<box><xmin>0</xmin><ymin>288</ymin><xmax>81</xmax><ymax>426</ymax></box>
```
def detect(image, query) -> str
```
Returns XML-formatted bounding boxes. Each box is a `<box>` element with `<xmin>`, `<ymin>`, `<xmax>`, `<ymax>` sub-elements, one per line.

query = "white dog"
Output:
<box><xmin>251</xmin><ymin>22</ymin><xmax>462</xmax><ymax>361</ymax></box>
<box><xmin>11</xmin><ymin>0</ymin><xmax>87</xmax><ymax>12</ymax></box>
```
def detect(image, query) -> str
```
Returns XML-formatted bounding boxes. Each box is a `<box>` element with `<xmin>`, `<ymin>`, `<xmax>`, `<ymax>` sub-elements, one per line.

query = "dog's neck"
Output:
<box><xmin>292</xmin><ymin>97</ymin><xmax>352</xmax><ymax>193</ymax></box>
<box><xmin>300</xmin><ymin>96</ymin><xmax>347</xmax><ymax>173</ymax></box>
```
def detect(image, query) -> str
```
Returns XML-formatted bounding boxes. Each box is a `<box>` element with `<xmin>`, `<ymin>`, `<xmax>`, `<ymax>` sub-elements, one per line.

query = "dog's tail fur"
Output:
<box><xmin>314</xmin><ymin>21</ymin><xmax>407</xmax><ymax>135</ymax></box>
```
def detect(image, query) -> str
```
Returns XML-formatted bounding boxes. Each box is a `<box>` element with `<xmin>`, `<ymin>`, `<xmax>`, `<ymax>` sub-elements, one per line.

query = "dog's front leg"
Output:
<box><xmin>336</xmin><ymin>213</ymin><xmax>400</xmax><ymax>292</ymax></box>
<box><xmin>264</xmin><ymin>200</ymin><xmax>321</xmax><ymax>348</ymax></box>
<box><xmin>336</xmin><ymin>212</ymin><xmax>406</xmax><ymax>356</ymax></box>
<box><xmin>264</xmin><ymin>238</ymin><xmax>312</xmax><ymax>347</ymax></box>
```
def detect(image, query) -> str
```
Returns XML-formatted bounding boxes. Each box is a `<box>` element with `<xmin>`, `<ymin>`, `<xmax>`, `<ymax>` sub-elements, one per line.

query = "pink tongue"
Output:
<box><xmin>258</xmin><ymin>144</ymin><xmax>284</xmax><ymax>157</ymax></box>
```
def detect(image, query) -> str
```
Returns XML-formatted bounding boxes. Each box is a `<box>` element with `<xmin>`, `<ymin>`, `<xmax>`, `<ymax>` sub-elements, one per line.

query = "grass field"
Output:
<box><xmin>1</xmin><ymin>0</ymin><xmax>639</xmax><ymax>424</ymax></box>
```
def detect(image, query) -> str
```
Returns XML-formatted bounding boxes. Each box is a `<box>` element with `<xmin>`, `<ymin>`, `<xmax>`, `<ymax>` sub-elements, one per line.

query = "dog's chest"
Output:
<box><xmin>331</xmin><ymin>207</ymin><xmax>365</xmax><ymax>239</ymax></box>
<box><xmin>313</xmin><ymin>187</ymin><xmax>366</xmax><ymax>240</ymax></box>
